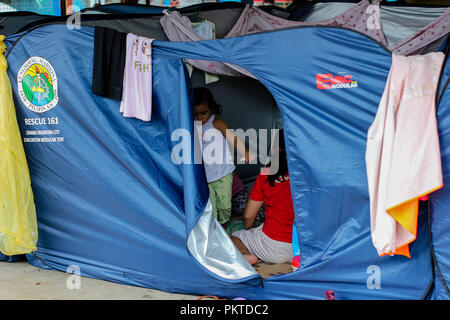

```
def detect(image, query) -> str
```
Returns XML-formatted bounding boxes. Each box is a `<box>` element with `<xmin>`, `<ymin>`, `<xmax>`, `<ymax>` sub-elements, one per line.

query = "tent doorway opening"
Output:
<box><xmin>189</xmin><ymin>66</ymin><xmax>296</xmax><ymax>280</ymax></box>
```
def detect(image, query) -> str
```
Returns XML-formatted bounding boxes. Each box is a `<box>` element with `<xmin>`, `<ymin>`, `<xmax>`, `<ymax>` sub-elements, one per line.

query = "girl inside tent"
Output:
<box><xmin>193</xmin><ymin>86</ymin><xmax>255</xmax><ymax>227</ymax></box>
<box><xmin>231</xmin><ymin>129</ymin><xmax>295</xmax><ymax>266</ymax></box>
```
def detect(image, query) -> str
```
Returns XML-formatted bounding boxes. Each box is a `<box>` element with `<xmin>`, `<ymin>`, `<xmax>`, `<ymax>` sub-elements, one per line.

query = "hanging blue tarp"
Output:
<box><xmin>4</xmin><ymin>23</ymin><xmax>439</xmax><ymax>299</ymax></box>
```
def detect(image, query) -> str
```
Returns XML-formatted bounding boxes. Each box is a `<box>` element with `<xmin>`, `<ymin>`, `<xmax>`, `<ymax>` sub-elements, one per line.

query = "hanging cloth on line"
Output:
<box><xmin>160</xmin><ymin>9</ymin><xmax>255</xmax><ymax>78</ymax></box>
<box><xmin>92</xmin><ymin>27</ymin><xmax>127</xmax><ymax>101</ymax></box>
<box><xmin>365</xmin><ymin>52</ymin><xmax>445</xmax><ymax>258</ymax></box>
<box><xmin>0</xmin><ymin>35</ymin><xmax>38</xmax><ymax>255</ymax></box>
<box><xmin>160</xmin><ymin>0</ymin><xmax>450</xmax><ymax>78</ymax></box>
<box><xmin>120</xmin><ymin>34</ymin><xmax>154</xmax><ymax>122</ymax></box>
<box><xmin>191</xmin><ymin>20</ymin><xmax>220</xmax><ymax>84</ymax></box>
<box><xmin>159</xmin><ymin>1</ymin><xmax>387</xmax><ymax>77</ymax></box>
<box><xmin>92</xmin><ymin>27</ymin><xmax>154</xmax><ymax>122</ymax></box>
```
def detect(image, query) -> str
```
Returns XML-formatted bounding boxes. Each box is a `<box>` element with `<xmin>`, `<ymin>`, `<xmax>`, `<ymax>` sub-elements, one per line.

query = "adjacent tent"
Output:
<box><xmin>0</xmin><ymin>12</ymin><xmax>51</xmax><ymax>37</ymax></box>
<box><xmin>430</xmin><ymin>42</ymin><xmax>450</xmax><ymax>300</ymax></box>
<box><xmin>1</xmin><ymin>1</ymin><xmax>450</xmax><ymax>299</ymax></box>
<box><xmin>79</xmin><ymin>3</ymin><xmax>169</xmax><ymax>15</ymax></box>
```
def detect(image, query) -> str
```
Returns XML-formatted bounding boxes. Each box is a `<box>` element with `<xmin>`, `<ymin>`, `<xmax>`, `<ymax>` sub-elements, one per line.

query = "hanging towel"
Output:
<box><xmin>160</xmin><ymin>9</ymin><xmax>255</xmax><ymax>78</ymax></box>
<box><xmin>365</xmin><ymin>52</ymin><xmax>445</xmax><ymax>258</ymax></box>
<box><xmin>120</xmin><ymin>34</ymin><xmax>154</xmax><ymax>122</ymax></box>
<box><xmin>191</xmin><ymin>20</ymin><xmax>220</xmax><ymax>84</ymax></box>
<box><xmin>0</xmin><ymin>35</ymin><xmax>38</xmax><ymax>255</ymax></box>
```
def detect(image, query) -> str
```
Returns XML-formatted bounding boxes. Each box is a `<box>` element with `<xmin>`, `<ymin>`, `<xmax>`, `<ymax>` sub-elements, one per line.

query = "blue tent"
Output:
<box><xmin>430</xmin><ymin>41</ymin><xmax>450</xmax><ymax>300</ymax></box>
<box><xmin>3</xmin><ymin>22</ymin><xmax>449</xmax><ymax>299</ymax></box>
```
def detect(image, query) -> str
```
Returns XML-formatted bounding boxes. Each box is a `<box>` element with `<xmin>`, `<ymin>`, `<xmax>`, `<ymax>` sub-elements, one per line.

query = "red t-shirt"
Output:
<box><xmin>249</xmin><ymin>172</ymin><xmax>295</xmax><ymax>243</ymax></box>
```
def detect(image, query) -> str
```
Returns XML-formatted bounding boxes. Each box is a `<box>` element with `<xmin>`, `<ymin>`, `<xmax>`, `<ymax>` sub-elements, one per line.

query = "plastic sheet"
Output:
<box><xmin>0</xmin><ymin>35</ymin><xmax>37</xmax><ymax>255</ymax></box>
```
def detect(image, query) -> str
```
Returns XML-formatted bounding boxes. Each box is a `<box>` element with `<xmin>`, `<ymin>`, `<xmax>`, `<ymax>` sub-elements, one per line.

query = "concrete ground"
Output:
<box><xmin>0</xmin><ymin>261</ymin><xmax>201</xmax><ymax>300</ymax></box>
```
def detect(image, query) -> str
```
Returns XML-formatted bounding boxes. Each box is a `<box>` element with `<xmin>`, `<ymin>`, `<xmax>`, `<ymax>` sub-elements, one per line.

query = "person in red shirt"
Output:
<box><xmin>231</xmin><ymin>129</ymin><xmax>295</xmax><ymax>265</ymax></box>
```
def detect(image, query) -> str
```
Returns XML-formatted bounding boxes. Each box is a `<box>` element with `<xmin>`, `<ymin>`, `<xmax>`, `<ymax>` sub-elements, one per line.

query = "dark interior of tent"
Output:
<box><xmin>1</xmin><ymin>0</ymin><xmax>450</xmax><ymax>297</ymax></box>
<box><xmin>189</xmin><ymin>66</ymin><xmax>293</xmax><ymax>279</ymax></box>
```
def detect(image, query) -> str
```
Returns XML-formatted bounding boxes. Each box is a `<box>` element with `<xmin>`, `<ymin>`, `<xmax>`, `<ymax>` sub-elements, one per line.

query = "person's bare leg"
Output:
<box><xmin>231</xmin><ymin>235</ymin><xmax>258</xmax><ymax>265</ymax></box>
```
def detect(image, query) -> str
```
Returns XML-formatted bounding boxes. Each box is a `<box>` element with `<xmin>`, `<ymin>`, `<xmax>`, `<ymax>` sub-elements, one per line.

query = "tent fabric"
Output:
<box><xmin>378</xmin><ymin>3</ymin><xmax>449</xmax><ymax>48</ymax></box>
<box><xmin>7</xmin><ymin>2</ymin><xmax>447</xmax><ymax>55</ymax></box>
<box><xmin>71</xmin><ymin>1</ymin><xmax>448</xmax><ymax>187</ymax></box>
<box><xmin>80</xmin><ymin>2</ymin><xmax>246</xmax><ymax>15</ymax></box>
<box><xmin>430</xmin><ymin>49</ymin><xmax>450</xmax><ymax>300</ymax></box>
<box><xmin>12</xmin><ymin>3</ymin><xmax>248</xmax><ymax>39</ymax></box>
<box><xmin>161</xmin><ymin>1</ymin><xmax>449</xmax><ymax>79</ymax></box>
<box><xmin>292</xmin><ymin>0</ymin><xmax>450</xmax><ymax>56</ymax></box>
<box><xmin>80</xmin><ymin>6</ymin><xmax>246</xmax><ymax>41</ymax></box>
<box><xmin>160</xmin><ymin>2</ymin><xmax>387</xmax><ymax>77</ymax></box>
<box><xmin>5</xmin><ymin>25</ymin><xmax>261</xmax><ymax>298</ymax></box>
<box><xmin>284</xmin><ymin>0</ymin><xmax>387</xmax><ymax>46</ymax></box>
<box><xmin>4</xmin><ymin>23</ymin><xmax>438</xmax><ymax>299</ymax></box>
<box><xmin>0</xmin><ymin>12</ymin><xmax>50</xmax><ymax>37</ymax></box>
<box><xmin>150</xmin><ymin>26</ymin><xmax>432</xmax><ymax>300</ymax></box>
<box><xmin>81</xmin><ymin>4</ymin><xmax>168</xmax><ymax>15</ymax></box>
<box><xmin>387</xmin><ymin>6</ymin><xmax>450</xmax><ymax>56</ymax></box>
<box><xmin>0</xmin><ymin>35</ymin><xmax>37</xmax><ymax>256</ymax></box>
<box><xmin>81</xmin><ymin>9</ymin><xmax>280</xmax><ymax>184</ymax></box>
<box><xmin>160</xmin><ymin>10</ymin><xmax>255</xmax><ymax>77</ymax></box>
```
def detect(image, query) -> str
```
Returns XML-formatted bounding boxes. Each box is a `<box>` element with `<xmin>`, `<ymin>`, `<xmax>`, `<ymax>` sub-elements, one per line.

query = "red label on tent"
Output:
<box><xmin>316</xmin><ymin>73</ymin><xmax>358</xmax><ymax>89</ymax></box>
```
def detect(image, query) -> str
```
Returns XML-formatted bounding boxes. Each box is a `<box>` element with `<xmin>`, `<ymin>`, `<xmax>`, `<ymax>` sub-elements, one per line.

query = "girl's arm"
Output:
<box><xmin>213</xmin><ymin>118</ymin><xmax>255</xmax><ymax>163</ymax></box>
<box><xmin>243</xmin><ymin>199</ymin><xmax>264</xmax><ymax>229</ymax></box>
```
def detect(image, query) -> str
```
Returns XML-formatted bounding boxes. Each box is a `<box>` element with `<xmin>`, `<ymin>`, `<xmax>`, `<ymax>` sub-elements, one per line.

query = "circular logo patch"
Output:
<box><xmin>17</xmin><ymin>57</ymin><xmax>58</xmax><ymax>113</ymax></box>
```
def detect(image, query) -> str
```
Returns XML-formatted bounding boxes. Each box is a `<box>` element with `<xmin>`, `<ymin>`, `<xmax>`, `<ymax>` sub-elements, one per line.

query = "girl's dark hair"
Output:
<box><xmin>266</xmin><ymin>129</ymin><xmax>288</xmax><ymax>187</ymax></box>
<box><xmin>193</xmin><ymin>87</ymin><xmax>222</xmax><ymax>115</ymax></box>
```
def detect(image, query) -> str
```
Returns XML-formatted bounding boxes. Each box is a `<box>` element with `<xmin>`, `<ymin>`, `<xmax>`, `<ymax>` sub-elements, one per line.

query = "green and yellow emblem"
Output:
<box><xmin>17</xmin><ymin>57</ymin><xmax>58</xmax><ymax>113</ymax></box>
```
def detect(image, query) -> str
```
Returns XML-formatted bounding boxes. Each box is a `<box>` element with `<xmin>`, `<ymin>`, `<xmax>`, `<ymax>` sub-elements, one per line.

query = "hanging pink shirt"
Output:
<box><xmin>120</xmin><ymin>34</ymin><xmax>154</xmax><ymax>122</ymax></box>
